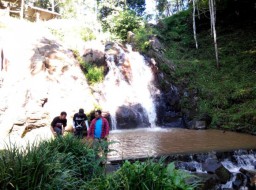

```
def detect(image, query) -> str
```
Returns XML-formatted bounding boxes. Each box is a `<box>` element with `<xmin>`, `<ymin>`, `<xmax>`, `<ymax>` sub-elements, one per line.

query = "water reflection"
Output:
<box><xmin>108</xmin><ymin>128</ymin><xmax>256</xmax><ymax>161</ymax></box>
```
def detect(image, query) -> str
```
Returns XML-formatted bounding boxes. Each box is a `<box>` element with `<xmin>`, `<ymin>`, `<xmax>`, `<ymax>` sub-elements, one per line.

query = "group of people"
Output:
<box><xmin>50</xmin><ymin>109</ymin><xmax>110</xmax><ymax>140</ymax></box>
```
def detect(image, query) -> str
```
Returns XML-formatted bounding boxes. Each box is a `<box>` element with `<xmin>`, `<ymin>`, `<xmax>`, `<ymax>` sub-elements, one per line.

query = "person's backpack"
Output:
<box><xmin>76</xmin><ymin>120</ymin><xmax>84</xmax><ymax>130</ymax></box>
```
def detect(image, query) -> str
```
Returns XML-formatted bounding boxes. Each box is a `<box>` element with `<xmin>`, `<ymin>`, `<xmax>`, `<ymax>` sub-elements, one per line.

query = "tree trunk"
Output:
<box><xmin>20</xmin><ymin>0</ymin><xmax>24</xmax><ymax>19</ymax></box>
<box><xmin>197</xmin><ymin>1</ymin><xmax>200</xmax><ymax>19</ymax></box>
<box><xmin>209</xmin><ymin>0</ymin><xmax>219</xmax><ymax>69</ymax></box>
<box><xmin>51</xmin><ymin>0</ymin><xmax>54</xmax><ymax>12</ymax></box>
<box><xmin>192</xmin><ymin>0</ymin><xmax>198</xmax><ymax>49</ymax></box>
<box><xmin>209</xmin><ymin>0</ymin><xmax>213</xmax><ymax>35</ymax></box>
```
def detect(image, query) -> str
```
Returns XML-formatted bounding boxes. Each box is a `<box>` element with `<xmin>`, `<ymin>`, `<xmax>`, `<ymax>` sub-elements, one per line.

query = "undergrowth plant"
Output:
<box><xmin>0</xmin><ymin>135</ymin><xmax>105</xmax><ymax>190</ymax></box>
<box><xmin>106</xmin><ymin>160</ymin><xmax>199</xmax><ymax>190</ymax></box>
<box><xmin>0</xmin><ymin>136</ymin><xmax>199</xmax><ymax>190</ymax></box>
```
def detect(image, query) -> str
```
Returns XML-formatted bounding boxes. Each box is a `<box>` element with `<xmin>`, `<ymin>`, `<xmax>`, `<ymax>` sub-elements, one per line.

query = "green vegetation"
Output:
<box><xmin>72</xmin><ymin>50</ymin><xmax>104</xmax><ymax>85</ymax></box>
<box><xmin>0</xmin><ymin>135</ymin><xmax>198</xmax><ymax>190</ymax></box>
<box><xmin>133</xmin><ymin>25</ymin><xmax>154</xmax><ymax>53</ymax></box>
<box><xmin>84</xmin><ymin>64</ymin><xmax>104</xmax><ymax>85</ymax></box>
<box><xmin>108</xmin><ymin>10</ymin><xmax>144</xmax><ymax>42</ymax></box>
<box><xmin>49</xmin><ymin>25</ymin><xmax>96</xmax><ymax>43</ymax></box>
<box><xmin>105</xmin><ymin>160</ymin><xmax>199</xmax><ymax>190</ymax></box>
<box><xmin>155</xmin><ymin>9</ymin><xmax>256</xmax><ymax>132</ymax></box>
<box><xmin>0</xmin><ymin>135</ymin><xmax>105</xmax><ymax>189</ymax></box>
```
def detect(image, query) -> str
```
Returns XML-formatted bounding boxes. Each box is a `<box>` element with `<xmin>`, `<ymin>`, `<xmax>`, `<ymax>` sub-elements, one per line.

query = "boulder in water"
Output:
<box><xmin>232</xmin><ymin>173</ymin><xmax>245</xmax><ymax>189</ymax></box>
<box><xmin>202</xmin><ymin>158</ymin><xmax>221</xmax><ymax>174</ymax></box>
<box><xmin>116</xmin><ymin>104</ymin><xmax>150</xmax><ymax>129</ymax></box>
<box><xmin>215</xmin><ymin>165</ymin><xmax>231</xmax><ymax>184</ymax></box>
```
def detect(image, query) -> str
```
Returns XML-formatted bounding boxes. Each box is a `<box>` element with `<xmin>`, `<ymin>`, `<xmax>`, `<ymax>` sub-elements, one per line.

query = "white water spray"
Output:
<box><xmin>100</xmin><ymin>44</ymin><xmax>158</xmax><ymax>130</ymax></box>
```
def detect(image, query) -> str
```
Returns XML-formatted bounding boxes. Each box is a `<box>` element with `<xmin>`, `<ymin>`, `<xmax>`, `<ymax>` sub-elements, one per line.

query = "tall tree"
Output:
<box><xmin>192</xmin><ymin>0</ymin><xmax>198</xmax><ymax>49</ymax></box>
<box><xmin>155</xmin><ymin>0</ymin><xmax>168</xmax><ymax>18</ymax></box>
<box><xmin>155</xmin><ymin>0</ymin><xmax>188</xmax><ymax>18</ymax></box>
<box><xmin>209</xmin><ymin>0</ymin><xmax>219</xmax><ymax>68</ymax></box>
<box><xmin>127</xmin><ymin>0</ymin><xmax>146</xmax><ymax>16</ymax></box>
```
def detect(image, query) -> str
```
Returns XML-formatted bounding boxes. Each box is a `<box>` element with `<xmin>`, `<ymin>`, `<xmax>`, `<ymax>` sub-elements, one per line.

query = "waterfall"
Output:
<box><xmin>100</xmin><ymin>44</ymin><xmax>158</xmax><ymax>130</ymax></box>
<box><xmin>220</xmin><ymin>151</ymin><xmax>256</xmax><ymax>189</ymax></box>
<box><xmin>175</xmin><ymin>150</ymin><xmax>256</xmax><ymax>189</ymax></box>
<box><xmin>126</xmin><ymin>45</ymin><xmax>157</xmax><ymax>126</ymax></box>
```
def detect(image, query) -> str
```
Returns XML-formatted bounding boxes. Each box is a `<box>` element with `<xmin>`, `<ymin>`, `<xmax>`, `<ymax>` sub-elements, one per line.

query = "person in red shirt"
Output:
<box><xmin>88</xmin><ymin>110</ymin><xmax>109</xmax><ymax>139</ymax></box>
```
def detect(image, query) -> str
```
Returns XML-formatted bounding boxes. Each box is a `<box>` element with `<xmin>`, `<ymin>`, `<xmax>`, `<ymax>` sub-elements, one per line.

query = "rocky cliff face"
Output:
<box><xmin>0</xmin><ymin>18</ymin><xmax>96</xmax><ymax>148</ymax></box>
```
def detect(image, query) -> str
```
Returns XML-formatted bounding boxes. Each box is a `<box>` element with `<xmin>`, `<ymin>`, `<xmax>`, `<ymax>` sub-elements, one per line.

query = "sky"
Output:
<box><xmin>145</xmin><ymin>0</ymin><xmax>156</xmax><ymax>15</ymax></box>
<box><xmin>145</xmin><ymin>0</ymin><xmax>157</xmax><ymax>23</ymax></box>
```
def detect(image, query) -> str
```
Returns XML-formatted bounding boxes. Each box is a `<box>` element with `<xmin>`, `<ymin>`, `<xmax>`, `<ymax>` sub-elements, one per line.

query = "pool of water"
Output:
<box><xmin>108</xmin><ymin>128</ymin><xmax>256</xmax><ymax>161</ymax></box>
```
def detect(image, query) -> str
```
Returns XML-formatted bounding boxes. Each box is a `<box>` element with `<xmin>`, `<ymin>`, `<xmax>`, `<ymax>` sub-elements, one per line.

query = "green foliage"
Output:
<box><xmin>83</xmin><ymin>159</ymin><xmax>199</xmax><ymax>190</ymax></box>
<box><xmin>157</xmin><ymin>8</ymin><xmax>256</xmax><ymax>132</ymax></box>
<box><xmin>97</xmin><ymin>0</ymin><xmax>145</xmax><ymax>23</ymax></box>
<box><xmin>85</xmin><ymin>64</ymin><xmax>105</xmax><ymax>85</ymax></box>
<box><xmin>0</xmin><ymin>135</ymin><xmax>105</xmax><ymax>190</ymax></box>
<box><xmin>155</xmin><ymin>0</ymin><xmax>190</xmax><ymax>18</ymax></box>
<box><xmin>127</xmin><ymin>0</ymin><xmax>146</xmax><ymax>16</ymax></box>
<box><xmin>72</xmin><ymin>49</ymin><xmax>104</xmax><ymax>85</ymax></box>
<box><xmin>49</xmin><ymin>26</ymin><xmax>96</xmax><ymax>43</ymax></box>
<box><xmin>57</xmin><ymin>0</ymin><xmax>91</xmax><ymax>18</ymax></box>
<box><xmin>109</xmin><ymin>10</ymin><xmax>143</xmax><ymax>41</ymax></box>
<box><xmin>79</xmin><ymin>57</ymin><xmax>105</xmax><ymax>85</ymax></box>
<box><xmin>80</xmin><ymin>27</ymin><xmax>96</xmax><ymax>41</ymax></box>
<box><xmin>105</xmin><ymin>160</ymin><xmax>199</xmax><ymax>190</ymax></box>
<box><xmin>49</xmin><ymin>28</ymin><xmax>65</xmax><ymax>41</ymax></box>
<box><xmin>133</xmin><ymin>25</ymin><xmax>154</xmax><ymax>52</ymax></box>
<box><xmin>0</xmin><ymin>137</ymin><xmax>199</xmax><ymax>190</ymax></box>
<box><xmin>33</xmin><ymin>0</ymin><xmax>52</xmax><ymax>10</ymax></box>
<box><xmin>156</xmin><ymin>0</ymin><xmax>168</xmax><ymax>17</ymax></box>
<box><xmin>157</xmin><ymin>10</ymin><xmax>192</xmax><ymax>45</ymax></box>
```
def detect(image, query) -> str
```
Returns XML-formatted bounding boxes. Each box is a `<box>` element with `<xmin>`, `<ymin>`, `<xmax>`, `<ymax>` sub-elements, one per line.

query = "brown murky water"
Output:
<box><xmin>107</xmin><ymin>128</ymin><xmax>256</xmax><ymax>161</ymax></box>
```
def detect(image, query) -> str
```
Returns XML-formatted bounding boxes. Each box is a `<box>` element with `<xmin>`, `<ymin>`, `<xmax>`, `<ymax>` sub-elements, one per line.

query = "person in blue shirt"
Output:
<box><xmin>88</xmin><ymin>110</ymin><xmax>109</xmax><ymax>139</ymax></box>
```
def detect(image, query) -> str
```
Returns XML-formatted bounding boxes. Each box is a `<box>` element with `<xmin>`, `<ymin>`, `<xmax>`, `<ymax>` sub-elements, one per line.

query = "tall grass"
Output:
<box><xmin>0</xmin><ymin>135</ymin><xmax>199</xmax><ymax>189</ymax></box>
<box><xmin>0</xmin><ymin>135</ymin><xmax>104</xmax><ymax>189</ymax></box>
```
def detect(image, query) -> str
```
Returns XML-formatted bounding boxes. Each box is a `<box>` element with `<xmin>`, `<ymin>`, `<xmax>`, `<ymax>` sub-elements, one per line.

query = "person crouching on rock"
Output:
<box><xmin>50</xmin><ymin>111</ymin><xmax>67</xmax><ymax>137</ymax></box>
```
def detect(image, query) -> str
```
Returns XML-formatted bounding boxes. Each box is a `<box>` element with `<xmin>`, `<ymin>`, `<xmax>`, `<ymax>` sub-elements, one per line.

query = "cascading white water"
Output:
<box><xmin>179</xmin><ymin>151</ymin><xmax>256</xmax><ymax>189</ymax></box>
<box><xmin>220</xmin><ymin>151</ymin><xmax>256</xmax><ymax>189</ymax></box>
<box><xmin>126</xmin><ymin>45</ymin><xmax>157</xmax><ymax>126</ymax></box>
<box><xmin>100</xmin><ymin>44</ymin><xmax>158</xmax><ymax>130</ymax></box>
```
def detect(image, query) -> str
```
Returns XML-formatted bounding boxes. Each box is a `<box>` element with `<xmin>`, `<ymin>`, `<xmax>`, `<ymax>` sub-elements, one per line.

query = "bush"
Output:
<box><xmin>84</xmin><ymin>63</ymin><xmax>104</xmax><ymax>85</ymax></box>
<box><xmin>72</xmin><ymin>50</ymin><xmax>104</xmax><ymax>85</ymax></box>
<box><xmin>0</xmin><ymin>135</ymin><xmax>106</xmax><ymax>189</ymax></box>
<box><xmin>109</xmin><ymin>10</ymin><xmax>143</xmax><ymax>41</ymax></box>
<box><xmin>133</xmin><ymin>25</ymin><xmax>154</xmax><ymax>52</ymax></box>
<box><xmin>105</xmin><ymin>160</ymin><xmax>199</xmax><ymax>190</ymax></box>
<box><xmin>0</xmin><ymin>136</ymin><xmax>199</xmax><ymax>190</ymax></box>
<box><xmin>80</xmin><ymin>27</ymin><xmax>96</xmax><ymax>41</ymax></box>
